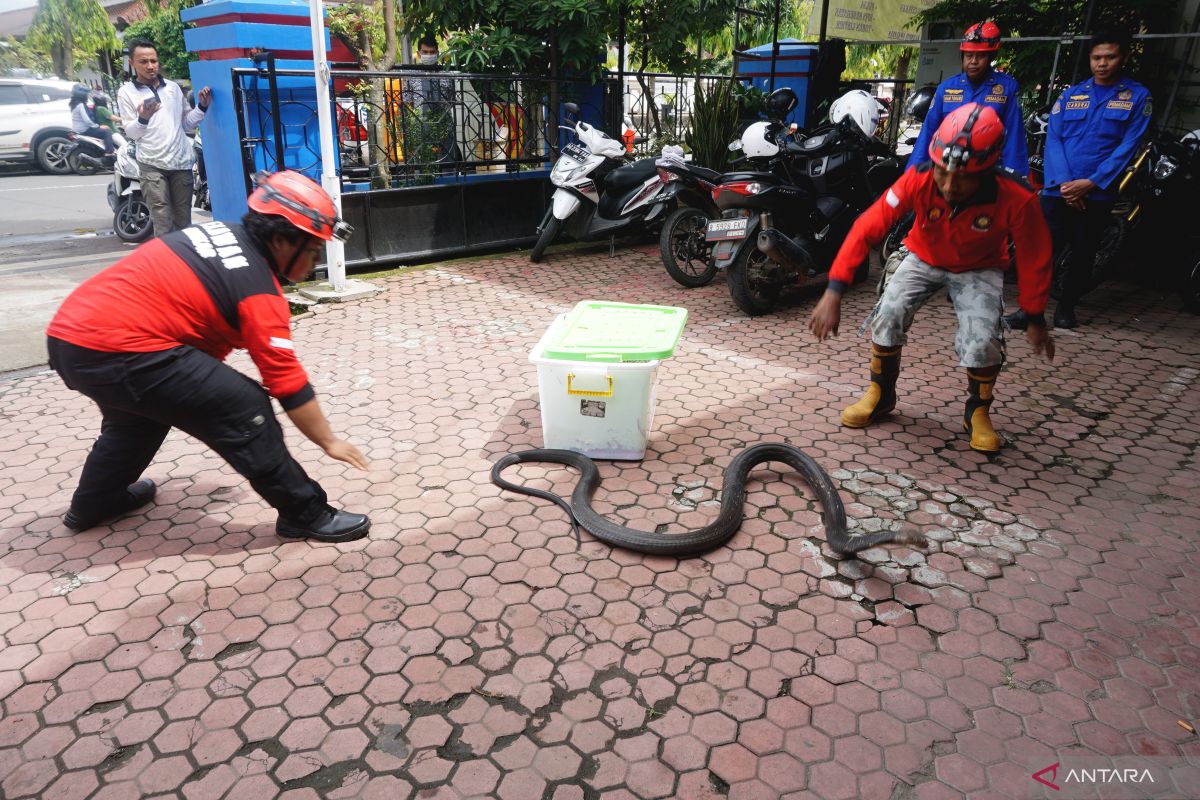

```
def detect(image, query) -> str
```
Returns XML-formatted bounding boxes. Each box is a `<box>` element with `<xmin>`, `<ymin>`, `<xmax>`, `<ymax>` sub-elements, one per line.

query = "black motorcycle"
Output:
<box><xmin>712</xmin><ymin>115</ymin><xmax>901</xmax><ymax>315</ymax></box>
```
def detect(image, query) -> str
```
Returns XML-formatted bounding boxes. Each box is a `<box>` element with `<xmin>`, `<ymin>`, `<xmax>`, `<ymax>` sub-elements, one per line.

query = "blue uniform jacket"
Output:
<box><xmin>1043</xmin><ymin>77</ymin><xmax>1152</xmax><ymax>200</ymax></box>
<box><xmin>907</xmin><ymin>70</ymin><xmax>1029</xmax><ymax>176</ymax></box>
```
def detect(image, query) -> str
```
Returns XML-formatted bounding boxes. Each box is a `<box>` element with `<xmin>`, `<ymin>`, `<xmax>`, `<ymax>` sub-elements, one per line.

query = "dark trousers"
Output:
<box><xmin>48</xmin><ymin>338</ymin><xmax>327</xmax><ymax>523</ymax></box>
<box><xmin>81</xmin><ymin>125</ymin><xmax>115</xmax><ymax>154</ymax></box>
<box><xmin>1041</xmin><ymin>194</ymin><xmax>1115</xmax><ymax>307</ymax></box>
<box><xmin>139</xmin><ymin>163</ymin><xmax>194</xmax><ymax>237</ymax></box>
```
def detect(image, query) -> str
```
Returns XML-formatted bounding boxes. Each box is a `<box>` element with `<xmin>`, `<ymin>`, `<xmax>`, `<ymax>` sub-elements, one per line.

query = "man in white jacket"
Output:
<box><xmin>117</xmin><ymin>39</ymin><xmax>212</xmax><ymax>236</ymax></box>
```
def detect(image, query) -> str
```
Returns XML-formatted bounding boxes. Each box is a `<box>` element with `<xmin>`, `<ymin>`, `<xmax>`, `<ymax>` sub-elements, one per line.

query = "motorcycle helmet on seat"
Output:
<box><xmin>765</xmin><ymin>87</ymin><xmax>799</xmax><ymax>121</ymax></box>
<box><xmin>928</xmin><ymin>102</ymin><xmax>1004</xmax><ymax>173</ymax></box>
<box><xmin>903</xmin><ymin>85</ymin><xmax>936</xmax><ymax>122</ymax></box>
<box><xmin>829</xmin><ymin>89</ymin><xmax>882</xmax><ymax>138</ymax></box>
<box><xmin>248</xmin><ymin>170</ymin><xmax>353</xmax><ymax>242</ymax></box>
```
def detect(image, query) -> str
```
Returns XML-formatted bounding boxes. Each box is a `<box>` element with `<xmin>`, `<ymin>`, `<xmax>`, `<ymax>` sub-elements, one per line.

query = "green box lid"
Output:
<box><xmin>541</xmin><ymin>301</ymin><xmax>689</xmax><ymax>362</ymax></box>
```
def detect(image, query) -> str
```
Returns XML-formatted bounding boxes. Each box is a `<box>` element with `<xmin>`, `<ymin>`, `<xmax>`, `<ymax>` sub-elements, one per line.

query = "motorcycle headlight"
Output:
<box><xmin>746</xmin><ymin>182</ymin><xmax>763</xmax><ymax>194</ymax></box>
<box><xmin>1153</xmin><ymin>156</ymin><xmax>1178</xmax><ymax>181</ymax></box>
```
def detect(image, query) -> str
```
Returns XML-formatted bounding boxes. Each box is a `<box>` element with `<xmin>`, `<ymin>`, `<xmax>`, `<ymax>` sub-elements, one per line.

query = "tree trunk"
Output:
<box><xmin>888</xmin><ymin>48</ymin><xmax>912</xmax><ymax>147</ymax></box>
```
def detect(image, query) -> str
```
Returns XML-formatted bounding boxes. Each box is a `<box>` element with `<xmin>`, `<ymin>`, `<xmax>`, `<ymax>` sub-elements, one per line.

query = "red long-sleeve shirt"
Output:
<box><xmin>47</xmin><ymin>221</ymin><xmax>314</xmax><ymax>409</ymax></box>
<box><xmin>828</xmin><ymin>163</ymin><xmax>1053</xmax><ymax>314</ymax></box>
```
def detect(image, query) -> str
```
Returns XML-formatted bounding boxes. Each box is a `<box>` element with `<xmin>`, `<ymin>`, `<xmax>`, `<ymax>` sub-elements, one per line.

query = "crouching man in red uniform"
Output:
<box><xmin>47</xmin><ymin>171</ymin><xmax>372</xmax><ymax>541</ymax></box>
<box><xmin>809</xmin><ymin>103</ymin><xmax>1056</xmax><ymax>453</ymax></box>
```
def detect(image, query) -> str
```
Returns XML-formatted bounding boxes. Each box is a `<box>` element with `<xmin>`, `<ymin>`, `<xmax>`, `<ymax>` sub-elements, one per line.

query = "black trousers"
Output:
<box><xmin>1041</xmin><ymin>194</ymin><xmax>1115</xmax><ymax>307</ymax></box>
<box><xmin>48</xmin><ymin>338</ymin><xmax>327</xmax><ymax>523</ymax></box>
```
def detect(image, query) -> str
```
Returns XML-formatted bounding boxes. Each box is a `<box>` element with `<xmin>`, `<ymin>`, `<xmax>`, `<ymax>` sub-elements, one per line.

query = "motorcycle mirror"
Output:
<box><xmin>563</xmin><ymin>102</ymin><xmax>580</xmax><ymax>116</ymax></box>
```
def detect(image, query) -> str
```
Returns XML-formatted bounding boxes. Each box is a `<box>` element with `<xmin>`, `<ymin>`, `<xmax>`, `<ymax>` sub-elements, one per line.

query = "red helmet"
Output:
<box><xmin>961</xmin><ymin>20</ymin><xmax>1001</xmax><ymax>53</ymax></box>
<box><xmin>928</xmin><ymin>103</ymin><xmax>1004</xmax><ymax>173</ymax></box>
<box><xmin>247</xmin><ymin>170</ymin><xmax>352</xmax><ymax>241</ymax></box>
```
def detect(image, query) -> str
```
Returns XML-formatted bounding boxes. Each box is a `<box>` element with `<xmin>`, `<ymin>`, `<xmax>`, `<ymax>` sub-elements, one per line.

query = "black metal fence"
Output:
<box><xmin>230</xmin><ymin>63</ymin><xmax>733</xmax><ymax>191</ymax></box>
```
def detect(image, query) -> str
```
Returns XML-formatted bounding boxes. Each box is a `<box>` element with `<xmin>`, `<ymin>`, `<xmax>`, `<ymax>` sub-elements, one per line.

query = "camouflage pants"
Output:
<box><xmin>869</xmin><ymin>252</ymin><xmax>1005</xmax><ymax>368</ymax></box>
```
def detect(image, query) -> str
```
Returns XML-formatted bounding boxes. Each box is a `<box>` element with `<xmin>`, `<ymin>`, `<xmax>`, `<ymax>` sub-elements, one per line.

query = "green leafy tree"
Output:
<box><xmin>403</xmin><ymin>0</ymin><xmax>608</xmax><ymax>77</ymax></box>
<box><xmin>122</xmin><ymin>0</ymin><xmax>201</xmax><ymax>82</ymax></box>
<box><xmin>0</xmin><ymin>35</ymin><xmax>54</xmax><ymax>77</ymax></box>
<box><xmin>26</xmin><ymin>0</ymin><xmax>118</xmax><ymax>80</ymax></box>
<box><xmin>913</xmin><ymin>0</ymin><xmax>1178</xmax><ymax>105</ymax></box>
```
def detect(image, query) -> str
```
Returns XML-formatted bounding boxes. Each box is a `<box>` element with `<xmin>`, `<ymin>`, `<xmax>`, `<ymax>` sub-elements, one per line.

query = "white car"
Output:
<box><xmin>0</xmin><ymin>77</ymin><xmax>77</xmax><ymax>174</ymax></box>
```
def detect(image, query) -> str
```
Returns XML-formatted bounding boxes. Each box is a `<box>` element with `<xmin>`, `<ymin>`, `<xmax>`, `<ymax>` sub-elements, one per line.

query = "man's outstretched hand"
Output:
<box><xmin>809</xmin><ymin>291</ymin><xmax>843</xmax><ymax>341</ymax></box>
<box><xmin>1027</xmin><ymin>322</ymin><xmax>1055</xmax><ymax>362</ymax></box>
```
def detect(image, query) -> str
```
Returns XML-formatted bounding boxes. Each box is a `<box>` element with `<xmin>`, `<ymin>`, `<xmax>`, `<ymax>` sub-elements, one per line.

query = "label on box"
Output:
<box><xmin>580</xmin><ymin>400</ymin><xmax>606</xmax><ymax>418</ymax></box>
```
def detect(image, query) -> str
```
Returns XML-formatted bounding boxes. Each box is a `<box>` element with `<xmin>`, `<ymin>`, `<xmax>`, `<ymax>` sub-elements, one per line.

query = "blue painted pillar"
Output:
<box><xmin>182</xmin><ymin>0</ymin><xmax>336</xmax><ymax>222</ymax></box>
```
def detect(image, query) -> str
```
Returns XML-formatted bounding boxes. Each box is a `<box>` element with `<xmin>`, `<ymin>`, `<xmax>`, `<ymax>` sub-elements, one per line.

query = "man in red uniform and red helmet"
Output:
<box><xmin>809</xmin><ymin>103</ymin><xmax>1056</xmax><ymax>453</ymax></box>
<box><xmin>47</xmin><ymin>170</ymin><xmax>372</xmax><ymax>541</ymax></box>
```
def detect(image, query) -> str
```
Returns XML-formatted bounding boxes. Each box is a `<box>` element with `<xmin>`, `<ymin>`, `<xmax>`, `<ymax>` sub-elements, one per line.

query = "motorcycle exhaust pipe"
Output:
<box><xmin>79</xmin><ymin>152</ymin><xmax>108</xmax><ymax>169</ymax></box>
<box><xmin>757</xmin><ymin>228</ymin><xmax>815</xmax><ymax>275</ymax></box>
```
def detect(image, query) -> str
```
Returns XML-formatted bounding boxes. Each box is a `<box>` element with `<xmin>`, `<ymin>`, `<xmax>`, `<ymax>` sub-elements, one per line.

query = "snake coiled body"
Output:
<box><xmin>491</xmin><ymin>443</ymin><xmax>926</xmax><ymax>556</ymax></box>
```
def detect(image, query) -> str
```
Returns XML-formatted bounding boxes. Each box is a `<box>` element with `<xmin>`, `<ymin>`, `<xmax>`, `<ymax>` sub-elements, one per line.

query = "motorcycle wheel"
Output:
<box><xmin>114</xmin><ymin>197</ymin><xmax>153</xmax><ymax>243</ymax></box>
<box><xmin>661</xmin><ymin>207</ymin><xmax>717</xmax><ymax>288</ymax></box>
<box><xmin>530</xmin><ymin>215</ymin><xmax>562</xmax><ymax>263</ymax></box>
<box><xmin>727</xmin><ymin>243</ymin><xmax>782</xmax><ymax>316</ymax></box>
<box><xmin>68</xmin><ymin>149</ymin><xmax>101</xmax><ymax>176</ymax></box>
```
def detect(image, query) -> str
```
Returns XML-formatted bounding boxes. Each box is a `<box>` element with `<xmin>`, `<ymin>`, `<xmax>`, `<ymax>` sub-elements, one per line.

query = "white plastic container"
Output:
<box><xmin>529</xmin><ymin>315</ymin><xmax>662</xmax><ymax>460</ymax></box>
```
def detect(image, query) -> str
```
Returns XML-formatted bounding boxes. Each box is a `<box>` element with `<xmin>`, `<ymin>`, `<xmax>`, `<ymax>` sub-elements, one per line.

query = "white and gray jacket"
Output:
<box><xmin>117</xmin><ymin>77</ymin><xmax>205</xmax><ymax>171</ymax></box>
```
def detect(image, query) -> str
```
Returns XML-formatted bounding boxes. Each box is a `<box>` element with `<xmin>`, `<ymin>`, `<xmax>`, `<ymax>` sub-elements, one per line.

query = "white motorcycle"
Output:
<box><xmin>106</xmin><ymin>137</ymin><xmax>209</xmax><ymax>243</ymax></box>
<box><xmin>107</xmin><ymin>141</ymin><xmax>152</xmax><ymax>243</ymax></box>
<box><xmin>531</xmin><ymin>102</ymin><xmax>674</xmax><ymax>263</ymax></box>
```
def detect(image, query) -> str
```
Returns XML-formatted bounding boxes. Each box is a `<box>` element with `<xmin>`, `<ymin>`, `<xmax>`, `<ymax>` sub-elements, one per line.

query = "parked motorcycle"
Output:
<box><xmin>655</xmin><ymin>88</ymin><xmax>805</xmax><ymax>289</ymax></box>
<box><xmin>106</xmin><ymin>137</ymin><xmax>208</xmax><ymax>243</ymax></box>
<box><xmin>531</xmin><ymin>102</ymin><xmax>673</xmax><ymax>263</ymax></box>
<box><xmin>107</xmin><ymin>141</ymin><xmax>151</xmax><ymax>243</ymax></box>
<box><xmin>712</xmin><ymin>90</ymin><xmax>902</xmax><ymax>315</ymax></box>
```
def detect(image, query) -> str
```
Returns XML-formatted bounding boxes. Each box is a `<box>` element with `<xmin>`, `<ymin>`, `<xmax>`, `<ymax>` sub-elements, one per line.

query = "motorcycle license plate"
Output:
<box><xmin>705</xmin><ymin>217</ymin><xmax>750</xmax><ymax>242</ymax></box>
<box><xmin>561</xmin><ymin>142</ymin><xmax>590</xmax><ymax>163</ymax></box>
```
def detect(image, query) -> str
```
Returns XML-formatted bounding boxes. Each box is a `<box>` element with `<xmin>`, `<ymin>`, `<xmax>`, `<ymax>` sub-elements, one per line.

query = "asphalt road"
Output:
<box><xmin>0</xmin><ymin>167</ymin><xmax>210</xmax><ymax>375</ymax></box>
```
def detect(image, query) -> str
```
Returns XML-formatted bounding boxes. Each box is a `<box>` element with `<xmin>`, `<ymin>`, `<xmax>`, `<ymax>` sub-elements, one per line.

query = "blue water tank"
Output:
<box><xmin>735</xmin><ymin>39</ymin><xmax>818</xmax><ymax>127</ymax></box>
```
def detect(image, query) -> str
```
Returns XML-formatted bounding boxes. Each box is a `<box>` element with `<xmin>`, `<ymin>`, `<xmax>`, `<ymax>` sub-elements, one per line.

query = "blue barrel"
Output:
<box><xmin>735</xmin><ymin>39</ymin><xmax>817</xmax><ymax>127</ymax></box>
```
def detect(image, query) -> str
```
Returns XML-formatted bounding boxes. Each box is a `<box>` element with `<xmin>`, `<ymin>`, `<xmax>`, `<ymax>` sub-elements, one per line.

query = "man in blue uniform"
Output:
<box><xmin>1008</xmin><ymin>30</ymin><xmax>1151</xmax><ymax>330</ymax></box>
<box><xmin>908</xmin><ymin>21</ymin><xmax>1029</xmax><ymax>177</ymax></box>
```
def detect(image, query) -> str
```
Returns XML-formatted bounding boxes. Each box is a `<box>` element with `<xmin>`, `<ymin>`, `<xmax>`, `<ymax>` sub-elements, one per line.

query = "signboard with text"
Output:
<box><xmin>808</xmin><ymin>0</ymin><xmax>937</xmax><ymax>41</ymax></box>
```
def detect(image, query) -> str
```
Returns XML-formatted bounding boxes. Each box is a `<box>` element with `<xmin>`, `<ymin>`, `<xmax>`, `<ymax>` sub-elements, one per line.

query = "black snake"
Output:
<box><xmin>490</xmin><ymin>443</ymin><xmax>927</xmax><ymax>556</ymax></box>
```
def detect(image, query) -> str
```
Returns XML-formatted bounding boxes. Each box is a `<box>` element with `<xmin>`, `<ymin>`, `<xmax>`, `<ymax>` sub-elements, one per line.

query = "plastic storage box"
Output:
<box><xmin>529</xmin><ymin>301</ymin><xmax>688</xmax><ymax>460</ymax></box>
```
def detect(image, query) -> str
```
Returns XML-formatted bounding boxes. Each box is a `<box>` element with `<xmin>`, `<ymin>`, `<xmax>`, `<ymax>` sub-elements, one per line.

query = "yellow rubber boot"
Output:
<box><xmin>841</xmin><ymin>345</ymin><xmax>901</xmax><ymax>428</ymax></box>
<box><xmin>964</xmin><ymin>367</ymin><xmax>1002</xmax><ymax>453</ymax></box>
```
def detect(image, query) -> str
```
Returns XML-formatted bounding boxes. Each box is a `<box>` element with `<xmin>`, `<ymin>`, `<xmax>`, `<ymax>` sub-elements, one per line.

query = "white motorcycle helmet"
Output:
<box><xmin>740</xmin><ymin>121</ymin><xmax>780</xmax><ymax>158</ymax></box>
<box><xmin>829</xmin><ymin>89</ymin><xmax>882</xmax><ymax>138</ymax></box>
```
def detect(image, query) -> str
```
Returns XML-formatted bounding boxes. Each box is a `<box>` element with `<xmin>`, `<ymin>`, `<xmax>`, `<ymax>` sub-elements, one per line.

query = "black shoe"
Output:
<box><xmin>1004</xmin><ymin>309</ymin><xmax>1030</xmax><ymax>331</ymax></box>
<box><xmin>64</xmin><ymin>479</ymin><xmax>157</xmax><ymax>532</ymax></box>
<box><xmin>277</xmin><ymin>507</ymin><xmax>371</xmax><ymax>542</ymax></box>
<box><xmin>1053</xmin><ymin>305</ymin><xmax>1078</xmax><ymax>329</ymax></box>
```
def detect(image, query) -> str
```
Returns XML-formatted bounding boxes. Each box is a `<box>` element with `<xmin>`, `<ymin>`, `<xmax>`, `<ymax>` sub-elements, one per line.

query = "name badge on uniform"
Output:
<box><xmin>1065</xmin><ymin>100</ymin><xmax>1089</xmax><ymax>110</ymax></box>
<box><xmin>943</xmin><ymin>88</ymin><xmax>964</xmax><ymax>104</ymax></box>
<box><xmin>1106</xmin><ymin>100</ymin><xmax>1133</xmax><ymax>111</ymax></box>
